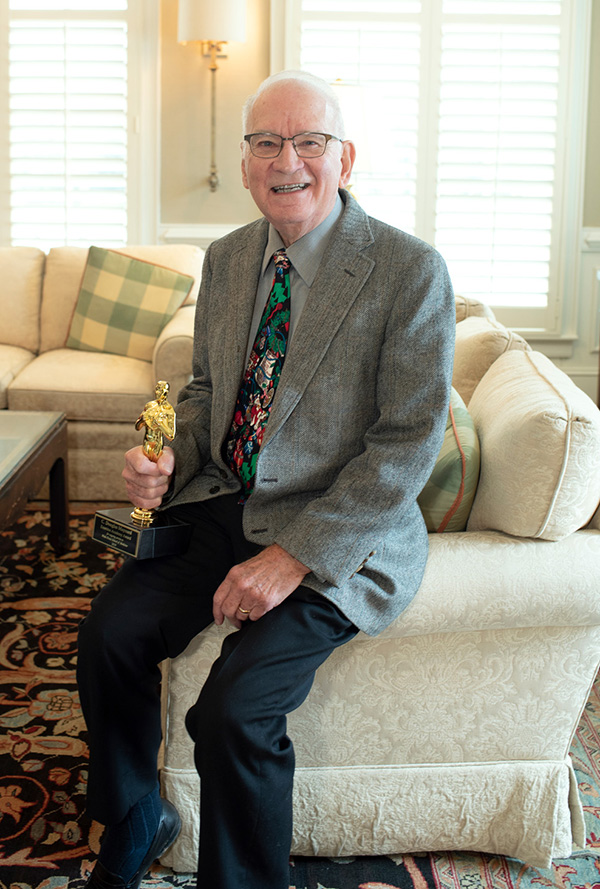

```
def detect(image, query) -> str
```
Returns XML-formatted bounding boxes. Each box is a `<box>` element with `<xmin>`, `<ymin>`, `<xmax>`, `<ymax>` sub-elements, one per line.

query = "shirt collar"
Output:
<box><xmin>261</xmin><ymin>193</ymin><xmax>344</xmax><ymax>287</ymax></box>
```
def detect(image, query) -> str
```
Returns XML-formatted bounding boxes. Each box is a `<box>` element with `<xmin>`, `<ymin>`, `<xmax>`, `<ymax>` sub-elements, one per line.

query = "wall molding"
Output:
<box><xmin>159</xmin><ymin>223</ymin><xmax>242</xmax><ymax>250</ymax></box>
<box><xmin>580</xmin><ymin>229</ymin><xmax>600</xmax><ymax>361</ymax></box>
<box><xmin>588</xmin><ymin>259</ymin><xmax>600</xmax><ymax>357</ymax></box>
<box><xmin>583</xmin><ymin>227</ymin><xmax>600</xmax><ymax>252</ymax></box>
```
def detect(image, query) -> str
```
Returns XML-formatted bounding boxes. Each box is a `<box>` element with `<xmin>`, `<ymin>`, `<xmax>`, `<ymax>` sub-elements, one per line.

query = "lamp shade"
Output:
<box><xmin>178</xmin><ymin>0</ymin><xmax>247</xmax><ymax>44</ymax></box>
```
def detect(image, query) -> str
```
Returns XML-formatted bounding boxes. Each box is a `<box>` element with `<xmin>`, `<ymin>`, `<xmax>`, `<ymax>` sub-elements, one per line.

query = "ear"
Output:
<box><xmin>241</xmin><ymin>143</ymin><xmax>250</xmax><ymax>190</ymax></box>
<box><xmin>338</xmin><ymin>140</ymin><xmax>356</xmax><ymax>188</ymax></box>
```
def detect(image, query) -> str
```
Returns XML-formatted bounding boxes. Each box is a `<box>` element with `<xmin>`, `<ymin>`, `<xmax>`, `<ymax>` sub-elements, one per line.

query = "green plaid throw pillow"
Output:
<box><xmin>417</xmin><ymin>388</ymin><xmax>481</xmax><ymax>533</ymax></box>
<box><xmin>66</xmin><ymin>247</ymin><xmax>195</xmax><ymax>362</ymax></box>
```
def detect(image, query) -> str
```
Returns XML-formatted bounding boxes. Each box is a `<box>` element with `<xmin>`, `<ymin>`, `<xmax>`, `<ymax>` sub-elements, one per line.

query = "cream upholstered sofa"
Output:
<box><xmin>159</xmin><ymin>297</ymin><xmax>600</xmax><ymax>872</ymax></box>
<box><xmin>0</xmin><ymin>245</ymin><xmax>204</xmax><ymax>500</ymax></box>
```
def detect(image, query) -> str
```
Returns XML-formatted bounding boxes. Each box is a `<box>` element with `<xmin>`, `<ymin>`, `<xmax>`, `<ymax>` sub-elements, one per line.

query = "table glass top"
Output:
<box><xmin>0</xmin><ymin>411</ymin><xmax>65</xmax><ymax>483</ymax></box>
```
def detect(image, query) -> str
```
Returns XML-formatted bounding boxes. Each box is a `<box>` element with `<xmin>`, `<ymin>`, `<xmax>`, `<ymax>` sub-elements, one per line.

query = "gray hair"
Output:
<box><xmin>242</xmin><ymin>70</ymin><xmax>346</xmax><ymax>139</ymax></box>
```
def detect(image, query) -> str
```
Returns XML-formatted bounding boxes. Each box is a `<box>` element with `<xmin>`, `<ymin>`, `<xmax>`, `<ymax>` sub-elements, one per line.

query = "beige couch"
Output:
<box><xmin>159</xmin><ymin>299</ymin><xmax>600</xmax><ymax>871</ymax></box>
<box><xmin>0</xmin><ymin>245</ymin><xmax>204</xmax><ymax>500</ymax></box>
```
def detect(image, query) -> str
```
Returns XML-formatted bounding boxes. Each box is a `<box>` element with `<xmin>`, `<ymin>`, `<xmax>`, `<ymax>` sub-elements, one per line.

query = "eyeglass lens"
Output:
<box><xmin>248</xmin><ymin>133</ymin><xmax>329</xmax><ymax>158</ymax></box>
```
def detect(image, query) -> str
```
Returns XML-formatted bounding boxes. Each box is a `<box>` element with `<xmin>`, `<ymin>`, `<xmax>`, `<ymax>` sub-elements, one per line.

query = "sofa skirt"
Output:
<box><xmin>160</xmin><ymin>756</ymin><xmax>584</xmax><ymax>871</ymax></box>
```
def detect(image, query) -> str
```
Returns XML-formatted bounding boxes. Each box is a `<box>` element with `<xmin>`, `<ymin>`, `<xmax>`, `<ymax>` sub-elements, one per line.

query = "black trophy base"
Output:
<box><xmin>92</xmin><ymin>507</ymin><xmax>192</xmax><ymax>559</ymax></box>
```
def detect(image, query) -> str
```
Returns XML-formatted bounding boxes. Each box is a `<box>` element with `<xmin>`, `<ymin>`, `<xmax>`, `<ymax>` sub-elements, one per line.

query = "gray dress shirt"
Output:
<box><xmin>244</xmin><ymin>194</ymin><xmax>344</xmax><ymax>363</ymax></box>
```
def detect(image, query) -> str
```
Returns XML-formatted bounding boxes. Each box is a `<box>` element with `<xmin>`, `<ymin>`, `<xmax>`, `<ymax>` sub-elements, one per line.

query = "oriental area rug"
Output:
<box><xmin>1</xmin><ymin>511</ymin><xmax>600</xmax><ymax>889</ymax></box>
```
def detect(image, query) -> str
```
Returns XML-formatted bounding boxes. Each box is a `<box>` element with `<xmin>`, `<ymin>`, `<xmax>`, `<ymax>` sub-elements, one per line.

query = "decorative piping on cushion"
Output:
<box><xmin>527</xmin><ymin>351</ymin><xmax>573</xmax><ymax>538</ymax></box>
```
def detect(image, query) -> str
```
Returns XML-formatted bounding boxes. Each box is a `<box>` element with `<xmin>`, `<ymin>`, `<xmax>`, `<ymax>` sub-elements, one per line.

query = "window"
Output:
<box><xmin>277</xmin><ymin>0</ymin><xmax>590</xmax><ymax>334</ymax></box>
<box><xmin>1</xmin><ymin>0</ymin><xmax>157</xmax><ymax>250</ymax></box>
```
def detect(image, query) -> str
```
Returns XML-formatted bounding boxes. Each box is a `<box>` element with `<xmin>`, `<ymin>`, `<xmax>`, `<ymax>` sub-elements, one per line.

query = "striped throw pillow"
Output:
<box><xmin>418</xmin><ymin>388</ymin><xmax>480</xmax><ymax>533</ymax></box>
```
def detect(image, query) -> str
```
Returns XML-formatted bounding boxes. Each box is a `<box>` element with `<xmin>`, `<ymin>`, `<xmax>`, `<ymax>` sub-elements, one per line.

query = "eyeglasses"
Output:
<box><xmin>244</xmin><ymin>132</ymin><xmax>342</xmax><ymax>159</ymax></box>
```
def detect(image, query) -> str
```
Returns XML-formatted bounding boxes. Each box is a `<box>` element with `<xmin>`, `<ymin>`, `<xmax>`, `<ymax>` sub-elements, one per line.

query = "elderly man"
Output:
<box><xmin>77</xmin><ymin>70</ymin><xmax>455</xmax><ymax>889</ymax></box>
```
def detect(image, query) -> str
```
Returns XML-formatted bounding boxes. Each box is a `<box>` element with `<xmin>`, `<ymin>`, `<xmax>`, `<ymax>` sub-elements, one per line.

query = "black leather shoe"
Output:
<box><xmin>86</xmin><ymin>799</ymin><xmax>181</xmax><ymax>889</ymax></box>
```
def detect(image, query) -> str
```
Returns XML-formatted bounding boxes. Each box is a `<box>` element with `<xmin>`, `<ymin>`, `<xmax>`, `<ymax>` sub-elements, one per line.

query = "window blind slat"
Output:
<box><xmin>435</xmin><ymin>22</ymin><xmax>559</xmax><ymax>307</ymax></box>
<box><xmin>298</xmin><ymin>0</ymin><xmax>572</xmax><ymax>317</ymax></box>
<box><xmin>10</xmin><ymin>2</ymin><xmax>127</xmax><ymax>10</ymax></box>
<box><xmin>301</xmin><ymin>18</ymin><xmax>421</xmax><ymax>233</ymax></box>
<box><xmin>8</xmin><ymin>16</ymin><xmax>128</xmax><ymax>249</ymax></box>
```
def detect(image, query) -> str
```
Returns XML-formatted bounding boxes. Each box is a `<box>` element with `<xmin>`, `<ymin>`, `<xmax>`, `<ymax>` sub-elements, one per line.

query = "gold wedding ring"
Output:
<box><xmin>238</xmin><ymin>607</ymin><xmax>250</xmax><ymax>614</ymax></box>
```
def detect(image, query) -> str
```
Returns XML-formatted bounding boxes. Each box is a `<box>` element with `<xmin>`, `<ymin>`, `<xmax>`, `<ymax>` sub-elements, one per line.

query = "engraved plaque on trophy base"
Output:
<box><xmin>93</xmin><ymin>507</ymin><xmax>192</xmax><ymax>559</ymax></box>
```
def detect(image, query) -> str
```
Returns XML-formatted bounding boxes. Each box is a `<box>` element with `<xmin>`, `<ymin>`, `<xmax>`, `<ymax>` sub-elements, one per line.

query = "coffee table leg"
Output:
<box><xmin>49</xmin><ymin>456</ymin><xmax>69</xmax><ymax>554</ymax></box>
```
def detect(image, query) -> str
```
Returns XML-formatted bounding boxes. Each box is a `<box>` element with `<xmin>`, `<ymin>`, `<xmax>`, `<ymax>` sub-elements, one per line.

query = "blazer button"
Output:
<box><xmin>209</xmin><ymin>485</ymin><xmax>220</xmax><ymax>495</ymax></box>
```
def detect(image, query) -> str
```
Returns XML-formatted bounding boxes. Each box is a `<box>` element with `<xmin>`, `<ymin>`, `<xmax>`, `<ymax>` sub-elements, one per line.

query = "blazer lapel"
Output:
<box><xmin>210</xmin><ymin>219</ymin><xmax>269</xmax><ymax>449</ymax></box>
<box><xmin>263</xmin><ymin>195</ymin><xmax>375</xmax><ymax>445</ymax></box>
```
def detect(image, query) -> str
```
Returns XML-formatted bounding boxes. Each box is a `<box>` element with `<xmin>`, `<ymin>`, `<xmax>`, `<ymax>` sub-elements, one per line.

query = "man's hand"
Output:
<box><xmin>122</xmin><ymin>445</ymin><xmax>175</xmax><ymax>509</ymax></box>
<box><xmin>213</xmin><ymin>544</ymin><xmax>310</xmax><ymax>629</ymax></box>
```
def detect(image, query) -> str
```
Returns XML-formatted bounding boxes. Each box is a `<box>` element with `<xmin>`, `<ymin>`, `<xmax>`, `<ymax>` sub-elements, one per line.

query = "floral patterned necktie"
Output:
<box><xmin>226</xmin><ymin>249</ymin><xmax>291</xmax><ymax>501</ymax></box>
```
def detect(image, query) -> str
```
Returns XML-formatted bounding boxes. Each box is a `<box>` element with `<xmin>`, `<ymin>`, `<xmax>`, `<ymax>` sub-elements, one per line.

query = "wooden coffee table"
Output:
<box><xmin>0</xmin><ymin>411</ymin><xmax>69</xmax><ymax>553</ymax></box>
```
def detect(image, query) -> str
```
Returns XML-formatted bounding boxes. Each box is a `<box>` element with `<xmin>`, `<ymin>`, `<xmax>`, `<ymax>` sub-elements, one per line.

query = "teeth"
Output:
<box><xmin>273</xmin><ymin>184</ymin><xmax>308</xmax><ymax>193</ymax></box>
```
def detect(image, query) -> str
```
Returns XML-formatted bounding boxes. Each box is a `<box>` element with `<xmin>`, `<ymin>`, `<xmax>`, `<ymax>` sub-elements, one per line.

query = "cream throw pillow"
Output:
<box><xmin>454</xmin><ymin>294</ymin><xmax>496</xmax><ymax>324</ymax></box>
<box><xmin>453</xmin><ymin>316</ymin><xmax>530</xmax><ymax>405</ymax></box>
<box><xmin>467</xmin><ymin>350</ymin><xmax>600</xmax><ymax>540</ymax></box>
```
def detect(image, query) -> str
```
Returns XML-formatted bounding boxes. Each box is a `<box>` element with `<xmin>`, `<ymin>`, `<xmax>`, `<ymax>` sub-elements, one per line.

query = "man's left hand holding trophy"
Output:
<box><xmin>92</xmin><ymin>381</ymin><xmax>191</xmax><ymax>559</ymax></box>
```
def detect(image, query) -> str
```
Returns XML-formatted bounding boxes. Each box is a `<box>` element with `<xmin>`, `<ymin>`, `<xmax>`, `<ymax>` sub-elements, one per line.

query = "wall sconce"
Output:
<box><xmin>178</xmin><ymin>0</ymin><xmax>247</xmax><ymax>192</ymax></box>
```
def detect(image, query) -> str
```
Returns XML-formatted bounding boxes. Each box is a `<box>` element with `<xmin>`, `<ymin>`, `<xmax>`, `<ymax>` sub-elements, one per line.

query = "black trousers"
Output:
<box><xmin>76</xmin><ymin>494</ymin><xmax>358</xmax><ymax>889</ymax></box>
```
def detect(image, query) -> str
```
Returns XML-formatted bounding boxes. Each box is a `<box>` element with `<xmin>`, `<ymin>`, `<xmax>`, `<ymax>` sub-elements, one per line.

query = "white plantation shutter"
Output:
<box><xmin>292</xmin><ymin>0</ymin><xmax>585</xmax><ymax>331</ymax></box>
<box><xmin>435</xmin><ymin>23</ymin><xmax>559</xmax><ymax>313</ymax></box>
<box><xmin>301</xmin><ymin>19</ymin><xmax>422</xmax><ymax>232</ymax></box>
<box><xmin>300</xmin><ymin>14</ymin><xmax>422</xmax><ymax>236</ymax></box>
<box><xmin>2</xmin><ymin>0</ymin><xmax>147</xmax><ymax>250</ymax></box>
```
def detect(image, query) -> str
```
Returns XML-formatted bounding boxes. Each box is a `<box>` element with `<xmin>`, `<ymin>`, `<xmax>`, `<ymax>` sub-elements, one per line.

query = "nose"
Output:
<box><xmin>273</xmin><ymin>139</ymin><xmax>304</xmax><ymax>173</ymax></box>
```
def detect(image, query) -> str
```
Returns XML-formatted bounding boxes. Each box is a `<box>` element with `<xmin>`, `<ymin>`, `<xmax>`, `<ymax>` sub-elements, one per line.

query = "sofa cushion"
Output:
<box><xmin>0</xmin><ymin>345</ymin><xmax>36</xmax><ymax>409</ymax></box>
<box><xmin>0</xmin><ymin>247</ymin><xmax>45</xmax><ymax>353</ymax></box>
<box><xmin>453</xmin><ymin>316</ymin><xmax>530</xmax><ymax>405</ymax></box>
<box><xmin>417</xmin><ymin>388</ymin><xmax>480</xmax><ymax>532</ymax></box>
<box><xmin>65</xmin><ymin>247</ymin><xmax>195</xmax><ymax>362</ymax></box>
<box><xmin>7</xmin><ymin>348</ymin><xmax>155</xmax><ymax>422</ymax></box>
<box><xmin>40</xmin><ymin>245</ymin><xmax>204</xmax><ymax>353</ymax></box>
<box><xmin>467</xmin><ymin>350</ymin><xmax>600</xmax><ymax>540</ymax></box>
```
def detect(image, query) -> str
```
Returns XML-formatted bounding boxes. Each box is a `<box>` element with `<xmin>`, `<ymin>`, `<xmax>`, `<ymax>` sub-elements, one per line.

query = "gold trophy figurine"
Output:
<box><xmin>92</xmin><ymin>380</ymin><xmax>192</xmax><ymax>559</ymax></box>
<box><xmin>131</xmin><ymin>380</ymin><xmax>176</xmax><ymax>528</ymax></box>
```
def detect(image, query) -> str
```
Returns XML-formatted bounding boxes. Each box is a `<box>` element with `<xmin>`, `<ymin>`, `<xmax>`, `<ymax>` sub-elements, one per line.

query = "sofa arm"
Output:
<box><xmin>152</xmin><ymin>304</ymin><xmax>196</xmax><ymax>397</ymax></box>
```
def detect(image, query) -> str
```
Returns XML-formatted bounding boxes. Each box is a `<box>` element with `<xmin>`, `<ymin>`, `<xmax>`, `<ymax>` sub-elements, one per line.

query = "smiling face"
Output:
<box><xmin>241</xmin><ymin>80</ymin><xmax>356</xmax><ymax>247</ymax></box>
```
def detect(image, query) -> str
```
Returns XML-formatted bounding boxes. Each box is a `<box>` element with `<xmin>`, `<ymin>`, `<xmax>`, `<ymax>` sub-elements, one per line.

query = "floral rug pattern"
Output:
<box><xmin>1</xmin><ymin>511</ymin><xmax>600</xmax><ymax>889</ymax></box>
<box><xmin>0</xmin><ymin>512</ymin><xmax>123</xmax><ymax>886</ymax></box>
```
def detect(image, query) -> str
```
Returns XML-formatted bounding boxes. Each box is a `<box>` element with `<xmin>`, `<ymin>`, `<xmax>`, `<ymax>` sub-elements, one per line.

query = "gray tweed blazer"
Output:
<box><xmin>167</xmin><ymin>190</ymin><xmax>455</xmax><ymax>636</ymax></box>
